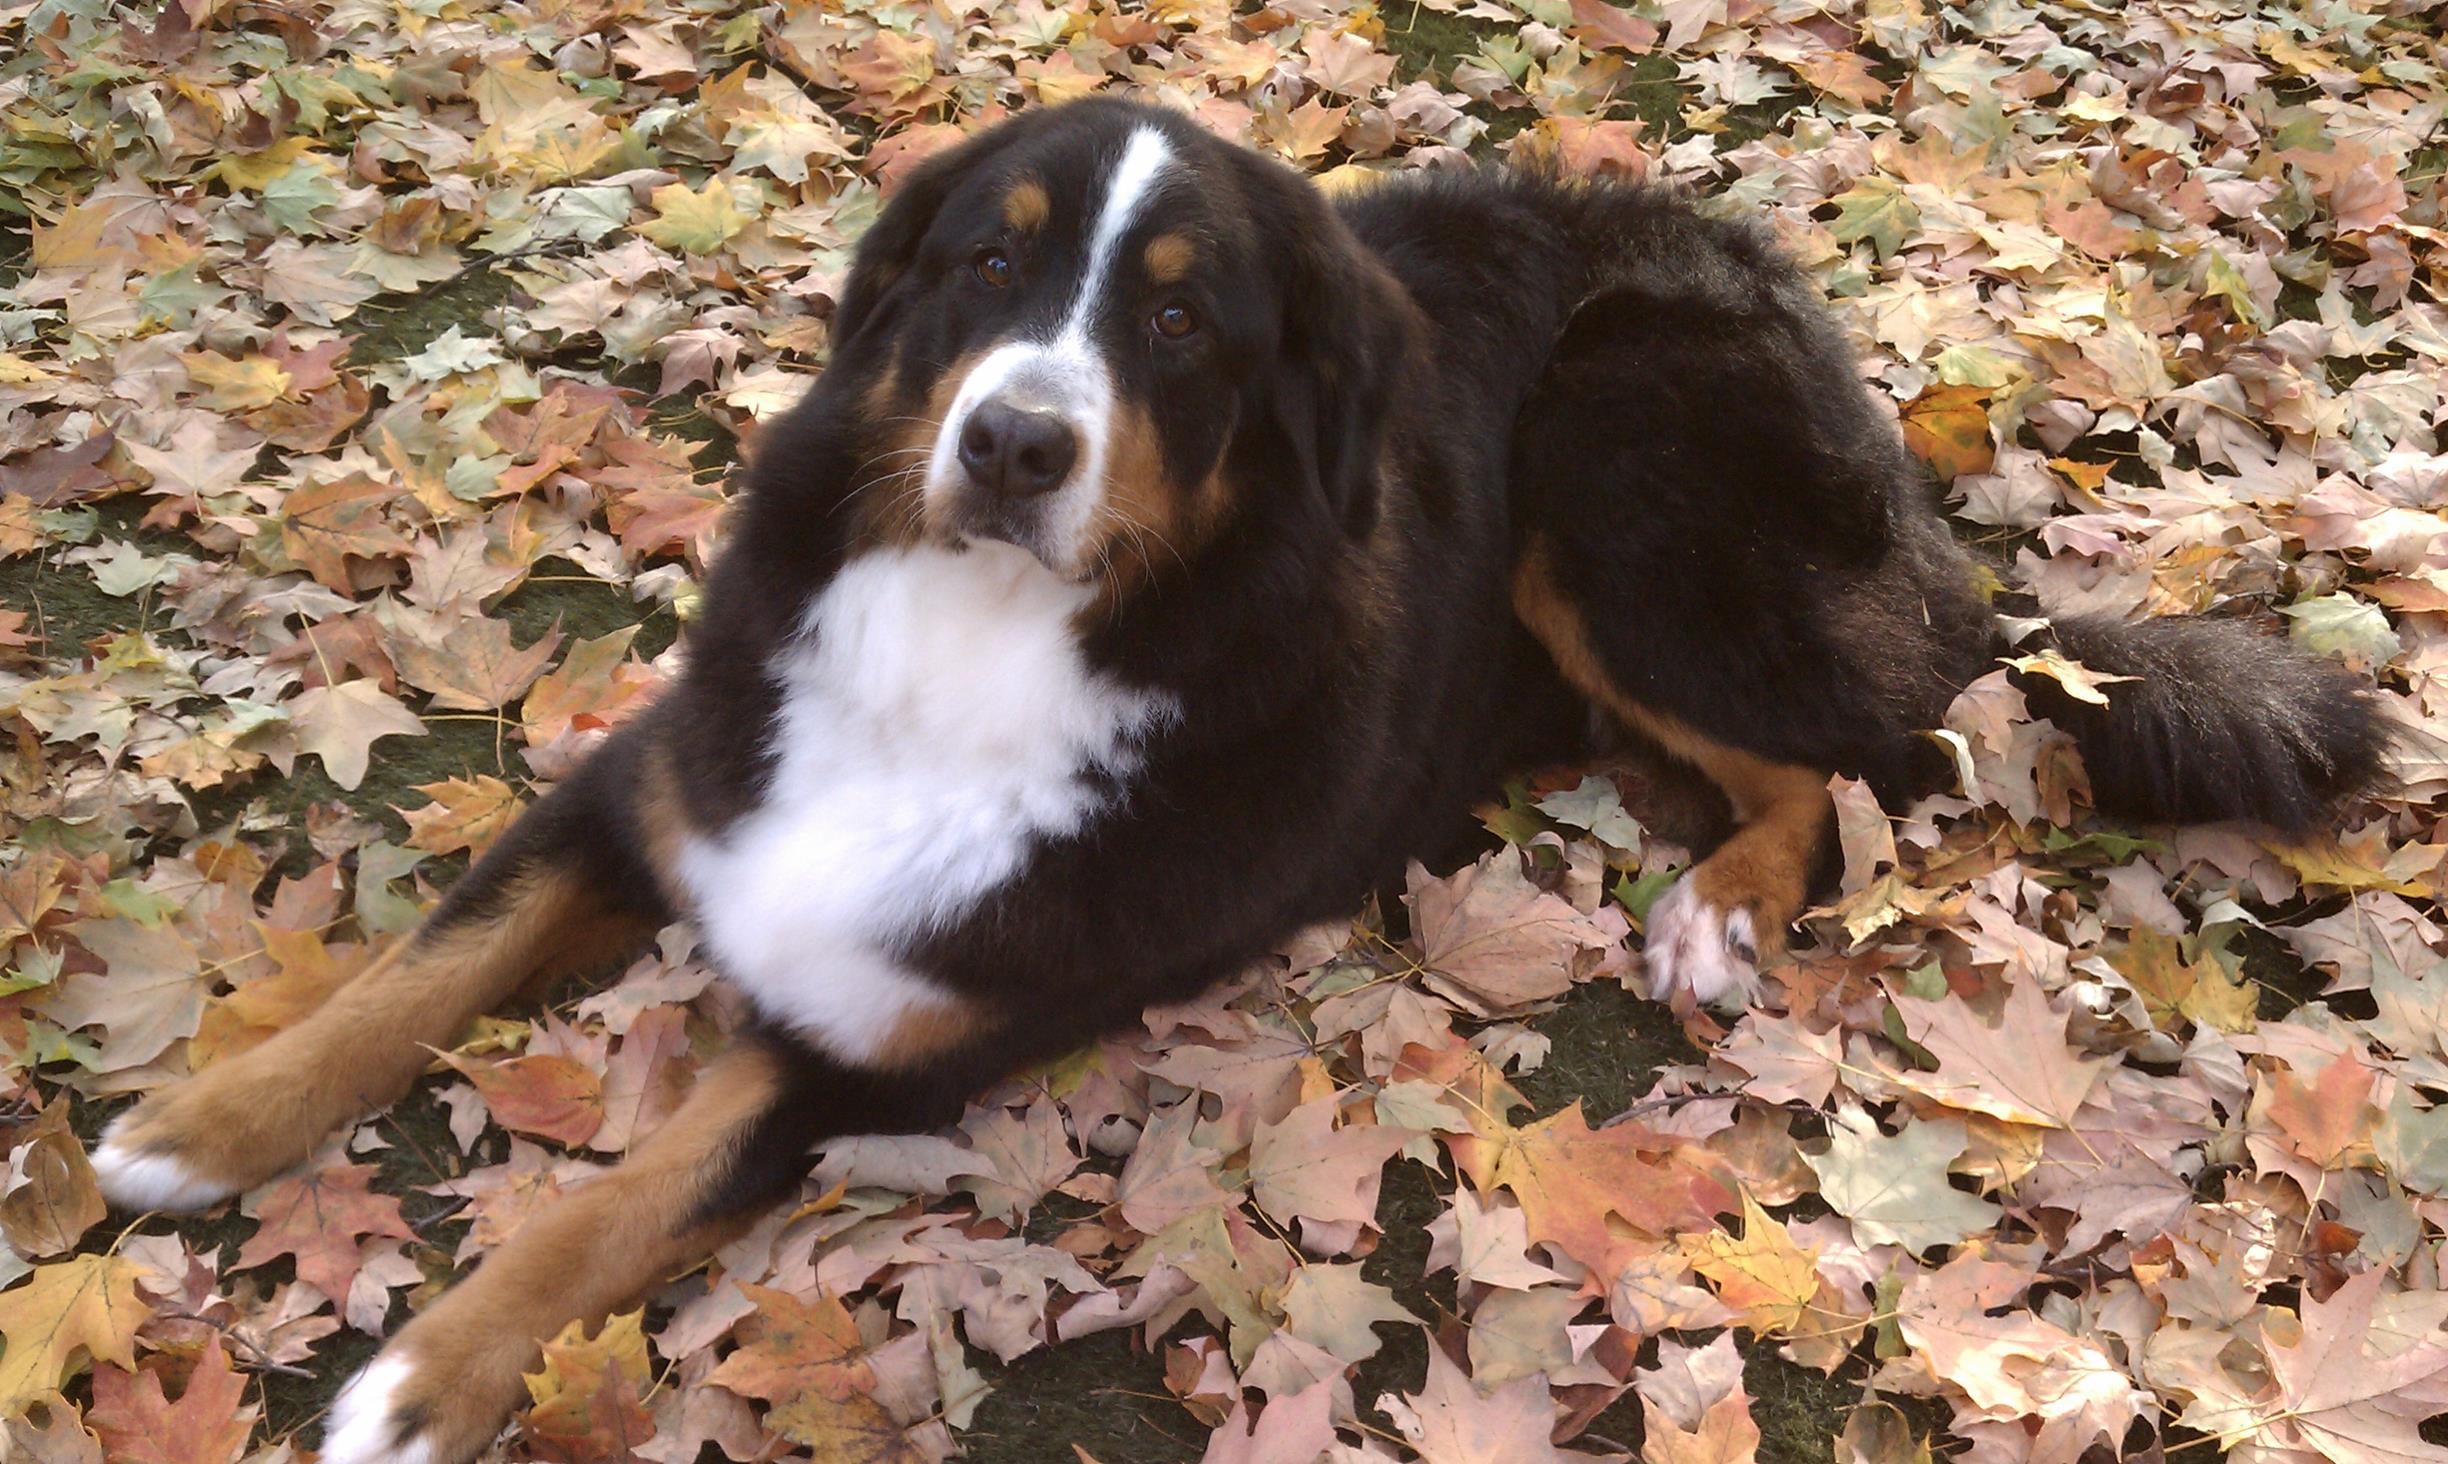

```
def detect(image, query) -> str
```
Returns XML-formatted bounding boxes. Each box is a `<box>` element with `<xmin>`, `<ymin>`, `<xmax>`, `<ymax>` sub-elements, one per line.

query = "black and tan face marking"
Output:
<box><xmin>834</xmin><ymin>105</ymin><xmax>1280</xmax><ymax>595</ymax></box>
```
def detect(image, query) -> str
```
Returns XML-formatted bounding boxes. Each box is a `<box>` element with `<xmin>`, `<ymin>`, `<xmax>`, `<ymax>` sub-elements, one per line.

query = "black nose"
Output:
<box><xmin>956</xmin><ymin>400</ymin><xmax>1078</xmax><ymax>499</ymax></box>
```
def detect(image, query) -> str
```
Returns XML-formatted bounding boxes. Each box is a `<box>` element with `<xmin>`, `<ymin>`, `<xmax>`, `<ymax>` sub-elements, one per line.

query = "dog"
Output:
<box><xmin>88</xmin><ymin>97</ymin><xmax>2389</xmax><ymax>1464</ymax></box>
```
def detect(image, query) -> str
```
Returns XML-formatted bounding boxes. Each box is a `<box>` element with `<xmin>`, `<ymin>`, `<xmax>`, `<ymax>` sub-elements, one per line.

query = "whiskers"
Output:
<box><xmin>841</xmin><ymin>422</ymin><xmax>944</xmax><ymax>544</ymax></box>
<box><xmin>1086</xmin><ymin>496</ymin><xmax>1190</xmax><ymax>617</ymax></box>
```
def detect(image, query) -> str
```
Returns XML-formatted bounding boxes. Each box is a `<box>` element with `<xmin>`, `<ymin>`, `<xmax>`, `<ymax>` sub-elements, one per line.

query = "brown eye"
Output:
<box><xmin>974</xmin><ymin>249</ymin><xmax>1012</xmax><ymax>288</ymax></box>
<box><xmin>1152</xmin><ymin>302</ymin><xmax>1197</xmax><ymax>339</ymax></box>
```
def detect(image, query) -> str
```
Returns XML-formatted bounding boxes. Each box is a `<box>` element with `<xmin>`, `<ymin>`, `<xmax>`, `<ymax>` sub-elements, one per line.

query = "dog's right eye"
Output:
<box><xmin>973</xmin><ymin>249</ymin><xmax>1013</xmax><ymax>288</ymax></box>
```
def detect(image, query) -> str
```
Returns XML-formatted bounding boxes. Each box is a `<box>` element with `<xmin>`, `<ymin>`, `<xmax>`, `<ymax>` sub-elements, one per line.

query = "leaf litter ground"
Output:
<box><xmin>3</xmin><ymin>1</ymin><xmax>2448</xmax><ymax>1462</ymax></box>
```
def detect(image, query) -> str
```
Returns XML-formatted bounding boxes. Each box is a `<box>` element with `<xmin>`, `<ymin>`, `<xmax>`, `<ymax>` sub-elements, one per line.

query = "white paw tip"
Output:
<box><xmin>1643</xmin><ymin>880</ymin><xmax>1761</xmax><ymax>1013</ymax></box>
<box><xmin>323</xmin><ymin>1354</ymin><xmax>436</xmax><ymax>1464</ymax></box>
<box><xmin>91</xmin><ymin>1119</ymin><xmax>235</xmax><ymax>1213</ymax></box>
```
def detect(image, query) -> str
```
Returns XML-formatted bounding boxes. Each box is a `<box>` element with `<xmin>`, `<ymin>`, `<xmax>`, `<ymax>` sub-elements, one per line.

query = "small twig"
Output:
<box><xmin>159</xmin><ymin>1310</ymin><xmax>317</xmax><ymax>1379</ymax></box>
<box><xmin>410</xmin><ymin>1195</ymin><xmax>473</xmax><ymax>1237</ymax></box>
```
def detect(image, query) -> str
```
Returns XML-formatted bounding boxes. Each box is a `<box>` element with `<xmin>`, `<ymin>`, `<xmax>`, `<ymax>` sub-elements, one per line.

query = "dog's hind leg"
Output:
<box><xmin>1502</xmin><ymin>212</ymin><xmax>1997</xmax><ymax>1008</ymax></box>
<box><xmin>92</xmin><ymin>730</ymin><xmax>674</xmax><ymax>1211</ymax></box>
<box><xmin>1512</xmin><ymin>540</ymin><xmax>1835</xmax><ymax>1010</ymax></box>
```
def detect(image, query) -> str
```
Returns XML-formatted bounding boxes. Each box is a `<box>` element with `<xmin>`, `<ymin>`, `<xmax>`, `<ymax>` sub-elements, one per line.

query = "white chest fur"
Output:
<box><xmin>675</xmin><ymin>543</ymin><xmax>1173</xmax><ymax>1063</ymax></box>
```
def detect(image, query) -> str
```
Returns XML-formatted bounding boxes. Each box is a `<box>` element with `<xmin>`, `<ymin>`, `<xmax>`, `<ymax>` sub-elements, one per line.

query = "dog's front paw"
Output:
<box><xmin>323</xmin><ymin>1341</ymin><xmax>523</xmax><ymax>1464</ymax></box>
<box><xmin>90</xmin><ymin>1108</ymin><xmax>244</xmax><ymax>1213</ymax></box>
<box><xmin>1641</xmin><ymin>878</ymin><xmax>1763</xmax><ymax>1013</ymax></box>
<box><xmin>324</xmin><ymin>1353</ymin><xmax>443</xmax><ymax>1464</ymax></box>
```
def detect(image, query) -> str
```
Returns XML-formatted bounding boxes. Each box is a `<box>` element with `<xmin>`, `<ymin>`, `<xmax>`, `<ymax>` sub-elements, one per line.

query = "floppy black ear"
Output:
<box><xmin>1262</xmin><ymin>174</ymin><xmax>1418</xmax><ymax>539</ymax></box>
<box><xmin>830</xmin><ymin>131</ymin><xmax>1006</xmax><ymax>349</ymax></box>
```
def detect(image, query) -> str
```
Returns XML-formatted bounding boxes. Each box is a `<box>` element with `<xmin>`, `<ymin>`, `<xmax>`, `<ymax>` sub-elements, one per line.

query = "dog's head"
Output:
<box><xmin>823</xmin><ymin>99</ymin><xmax>1414</xmax><ymax>589</ymax></box>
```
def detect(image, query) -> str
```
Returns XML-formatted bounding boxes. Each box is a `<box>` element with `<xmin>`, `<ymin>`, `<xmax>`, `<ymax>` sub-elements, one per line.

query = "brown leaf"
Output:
<box><xmin>0</xmin><ymin>1102</ymin><xmax>106</xmax><ymax>1258</ymax></box>
<box><xmin>279</xmin><ymin>472</ymin><xmax>411</xmax><ymax>591</ymax></box>
<box><xmin>235</xmin><ymin>1160</ymin><xmax>414</xmax><ymax>1303</ymax></box>
<box><xmin>86</xmin><ymin>1338</ymin><xmax>255</xmax><ymax>1464</ymax></box>
<box><xmin>707</xmin><ymin>1286</ymin><xmax>915</xmax><ymax>1456</ymax></box>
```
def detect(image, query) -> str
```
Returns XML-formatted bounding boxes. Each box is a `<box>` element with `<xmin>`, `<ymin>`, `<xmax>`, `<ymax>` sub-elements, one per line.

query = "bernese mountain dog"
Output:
<box><xmin>89</xmin><ymin>97</ymin><xmax>2388</xmax><ymax>1463</ymax></box>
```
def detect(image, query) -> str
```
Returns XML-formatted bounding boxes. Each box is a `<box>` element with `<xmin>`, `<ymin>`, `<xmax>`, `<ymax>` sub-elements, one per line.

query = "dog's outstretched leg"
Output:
<box><xmin>92</xmin><ymin>739</ymin><xmax>664</xmax><ymax>1211</ymax></box>
<box><xmin>319</xmin><ymin>1011</ymin><xmax>998</xmax><ymax>1464</ymax></box>
<box><xmin>319</xmin><ymin>1039</ymin><xmax>787</xmax><ymax>1464</ymax></box>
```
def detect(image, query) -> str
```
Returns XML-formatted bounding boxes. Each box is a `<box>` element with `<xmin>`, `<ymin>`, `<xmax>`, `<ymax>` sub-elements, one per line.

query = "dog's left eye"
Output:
<box><xmin>1151</xmin><ymin>302</ymin><xmax>1198</xmax><ymax>339</ymax></box>
<box><xmin>974</xmin><ymin>249</ymin><xmax>1013</xmax><ymax>288</ymax></box>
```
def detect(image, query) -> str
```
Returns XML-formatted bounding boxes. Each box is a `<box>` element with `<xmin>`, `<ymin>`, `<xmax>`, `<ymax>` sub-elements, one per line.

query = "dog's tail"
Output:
<box><xmin>2012</xmin><ymin>612</ymin><xmax>2395</xmax><ymax>836</ymax></box>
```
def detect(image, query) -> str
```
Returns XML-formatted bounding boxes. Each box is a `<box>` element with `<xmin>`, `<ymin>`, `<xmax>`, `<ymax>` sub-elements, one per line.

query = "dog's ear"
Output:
<box><xmin>1259</xmin><ymin>171</ymin><xmax>1416</xmax><ymax>539</ymax></box>
<box><xmin>830</xmin><ymin>133</ymin><xmax>1002</xmax><ymax>349</ymax></box>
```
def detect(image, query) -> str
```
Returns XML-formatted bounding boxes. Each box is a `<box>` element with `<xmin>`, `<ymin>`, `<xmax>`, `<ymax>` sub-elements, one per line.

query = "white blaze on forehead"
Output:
<box><xmin>1066</xmin><ymin>126</ymin><xmax>1175</xmax><ymax>336</ymax></box>
<box><xmin>925</xmin><ymin>126</ymin><xmax>1178</xmax><ymax>569</ymax></box>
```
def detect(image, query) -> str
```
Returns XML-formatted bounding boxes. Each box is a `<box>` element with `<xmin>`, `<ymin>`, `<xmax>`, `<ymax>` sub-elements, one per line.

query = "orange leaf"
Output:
<box><xmin>400</xmin><ymin>774</ymin><xmax>524</xmax><ymax>858</ymax></box>
<box><xmin>446</xmin><ymin>1050</ymin><xmax>606</xmax><ymax>1147</ymax></box>
<box><xmin>88</xmin><ymin>1337</ymin><xmax>255</xmax><ymax>1464</ymax></box>
<box><xmin>2266</xmin><ymin>1052</ymin><xmax>2378</xmax><ymax>1170</ymax></box>
<box><xmin>1900</xmin><ymin>385</ymin><xmax>1995</xmax><ymax>482</ymax></box>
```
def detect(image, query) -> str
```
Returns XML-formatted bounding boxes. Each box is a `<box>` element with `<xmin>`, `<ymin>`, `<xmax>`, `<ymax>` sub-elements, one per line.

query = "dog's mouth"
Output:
<box><xmin>934</xmin><ymin>505</ymin><xmax>1097</xmax><ymax>585</ymax></box>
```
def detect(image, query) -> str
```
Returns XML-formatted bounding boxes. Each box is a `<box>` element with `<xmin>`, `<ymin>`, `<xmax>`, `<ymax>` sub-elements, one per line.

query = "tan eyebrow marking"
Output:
<box><xmin>1003</xmin><ymin>178</ymin><xmax>1050</xmax><ymax>232</ymax></box>
<box><xmin>1143</xmin><ymin>232</ymin><xmax>1196</xmax><ymax>284</ymax></box>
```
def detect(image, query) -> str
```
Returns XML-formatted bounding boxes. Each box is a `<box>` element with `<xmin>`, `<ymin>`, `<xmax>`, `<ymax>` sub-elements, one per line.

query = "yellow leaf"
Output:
<box><xmin>213</xmin><ymin>136</ymin><xmax>320</xmax><ymax>191</ymax></box>
<box><xmin>2264</xmin><ymin>826</ymin><xmax>2440</xmax><ymax>898</ymax></box>
<box><xmin>0</xmin><ymin>1255</ymin><xmax>148</xmax><ymax>1415</ymax></box>
<box><xmin>1680</xmin><ymin>1191</ymin><xmax>1822</xmax><ymax>1335</ymax></box>
<box><xmin>182</xmin><ymin>351</ymin><xmax>294</xmax><ymax>411</ymax></box>
<box><xmin>637</xmin><ymin>178</ymin><xmax>752</xmax><ymax>255</ymax></box>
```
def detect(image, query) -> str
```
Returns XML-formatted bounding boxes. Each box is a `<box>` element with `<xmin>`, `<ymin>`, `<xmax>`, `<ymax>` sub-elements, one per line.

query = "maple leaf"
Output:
<box><xmin>708</xmin><ymin>1286</ymin><xmax>917</xmax><ymax>1457</ymax></box>
<box><xmin>1198</xmin><ymin>1379</ymin><xmax>1338</xmax><ymax>1464</ymax></box>
<box><xmin>87</xmin><ymin>1336</ymin><xmax>255</xmax><ymax>1464</ymax></box>
<box><xmin>1246</xmin><ymin>1094</ymin><xmax>1411</xmax><ymax>1233</ymax></box>
<box><xmin>1278</xmin><ymin>1261</ymin><xmax>1416</xmax><ymax>1365</ymax></box>
<box><xmin>1713</xmin><ymin>1011</ymin><xmax>1844</xmax><ymax>1108</ymax></box>
<box><xmin>1637</xmin><ymin>1332</ymin><xmax>1759</xmax><ymax>1464</ymax></box>
<box><xmin>180</xmin><ymin>350</ymin><xmax>293</xmax><ymax>411</ymax></box>
<box><xmin>0</xmin><ymin>1101</ymin><xmax>107</xmax><ymax>1258</ymax></box>
<box><xmin>1679</xmin><ymin>1192</ymin><xmax>1821</xmax><ymax>1337</ymax></box>
<box><xmin>522</xmin><ymin>626</ymin><xmax>656</xmax><ymax>747</ymax></box>
<box><xmin>1117</xmin><ymin>1101</ymin><xmax>1232</xmax><ymax>1233</ymax></box>
<box><xmin>0</xmin><ymin>1254</ymin><xmax>148</xmax><ymax>1415</ymax></box>
<box><xmin>2253</xmin><ymin>1269</ymin><xmax>2448</xmax><ymax>1464</ymax></box>
<box><xmin>1827</xmin><ymin>177</ymin><xmax>1920</xmax><ymax>260</ymax></box>
<box><xmin>1380</xmin><ymin>1342</ymin><xmax>1563</xmax><ymax>1464</ymax></box>
<box><xmin>637</xmin><ymin>179</ymin><xmax>752</xmax><ymax>254</ymax></box>
<box><xmin>235</xmin><ymin>1160</ymin><xmax>414</xmax><ymax>1303</ymax></box>
<box><xmin>1804</xmin><ymin>1109</ymin><xmax>1999</xmax><ymax>1253</ymax></box>
<box><xmin>39</xmin><ymin>917</ymin><xmax>207</xmax><ymax>1073</ymax></box>
<box><xmin>521</xmin><ymin>1310</ymin><xmax>656</xmax><ymax>1463</ymax></box>
<box><xmin>384</xmin><ymin>610</ymin><xmax>564</xmax><ymax>712</ymax></box>
<box><xmin>121</xmin><ymin>419</ymin><xmax>262</xmax><ymax>518</ymax></box>
<box><xmin>1487</xmin><ymin>1104</ymin><xmax>1733</xmax><ymax>1276</ymax></box>
<box><xmin>400</xmin><ymin>774</ymin><xmax>524</xmax><ymax>857</ymax></box>
<box><xmin>441</xmin><ymin>1049</ymin><xmax>606</xmax><ymax>1147</ymax></box>
<box><xmin>279</xmin><ymin>473</ymin><xmax>410</xmax><ymax>591</ymax></box>
<box><xmin>1898</xmin><ymin>385</ymin><xmax>1994</xmax><ymax>481</ymax></box>
<box><xmin>1466</xmin><ymin>1287</ymin><xmax>1587</xmax><ymax>1385</ymax></box>
<box><xmin>1446</xmin><ymin>1185</ymin><xmax>1571</xmax><ymax>1292</ymax></box>
<box><xmin>2262</xmin><ymin>1051</ymin><xmax>2380</xmax><ymax>1171</ymax></box>
<box><xmin>288</xmin><ymin>679</ymin><xmax>427</xmax><ymax>791</ymax></box>
<box><xmin>1890</xmin><ymin>980</ymin><xmax>2109</xmax><ymax>1129</ymax></box>
<box><xmin>1409</xmin><ymin>854</ymin><xmax>1624</xmax><ymax>1015</ymax></box>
